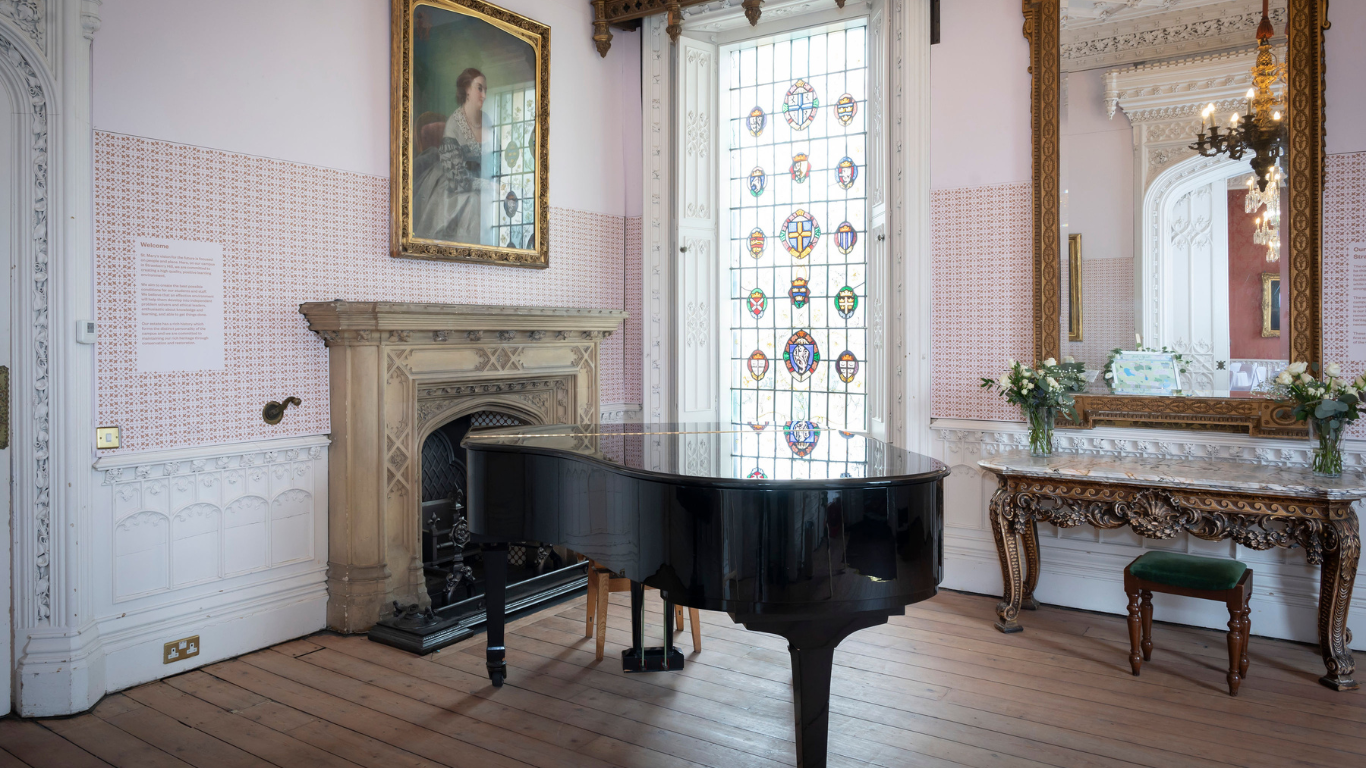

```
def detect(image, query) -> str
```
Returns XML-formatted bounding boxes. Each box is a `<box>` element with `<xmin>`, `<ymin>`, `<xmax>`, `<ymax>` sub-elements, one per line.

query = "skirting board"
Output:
<box><xmin>932</xmin><ymin>418</ymin><xmax>1366</xmax><ymax>649</ymax></box>
<box><xmin>101</xmin><ymin>576</ymin><xmax>327</xmax><ymax>693</ymax></box>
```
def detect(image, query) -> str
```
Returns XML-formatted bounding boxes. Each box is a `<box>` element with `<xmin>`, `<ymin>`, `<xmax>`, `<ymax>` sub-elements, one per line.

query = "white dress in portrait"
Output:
<box><xmin>412</xmin><ymin>108</ymin><xmax>495</xmax><ymax>244</ymax></box>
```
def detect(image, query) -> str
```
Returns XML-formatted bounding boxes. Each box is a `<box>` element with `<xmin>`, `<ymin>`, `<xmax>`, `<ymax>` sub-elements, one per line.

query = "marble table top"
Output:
<box><xmin>978</xmin><ymin>450</ymin><xmax>1366</xmax><ymax>500</ymax></box>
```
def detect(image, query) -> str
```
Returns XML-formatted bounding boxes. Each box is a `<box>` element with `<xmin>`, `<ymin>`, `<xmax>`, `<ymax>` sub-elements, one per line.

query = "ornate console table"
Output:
<box><xmin>980</xmin><ymin>451</ymin><xmax>1366</xmax><ymax>691</ymax></box>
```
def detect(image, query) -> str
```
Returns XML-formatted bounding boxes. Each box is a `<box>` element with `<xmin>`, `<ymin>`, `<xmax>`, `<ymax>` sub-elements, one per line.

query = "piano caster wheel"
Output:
<box><xmin>490</xmin><ymin>671</ymin><xmax>505</xmax><ymax>687</ymax></box>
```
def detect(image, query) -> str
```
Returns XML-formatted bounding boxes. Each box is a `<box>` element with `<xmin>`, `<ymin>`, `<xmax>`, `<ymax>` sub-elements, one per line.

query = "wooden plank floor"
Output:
<box><xmin>4</xmin><ymin>590</ymin><xmax>1365</xmax><ymax>768</ymax></box>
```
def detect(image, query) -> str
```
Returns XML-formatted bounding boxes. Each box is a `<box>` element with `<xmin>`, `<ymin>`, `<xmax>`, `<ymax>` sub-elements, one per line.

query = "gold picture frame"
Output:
<box><xmin>1262</xmin><ymin>272</ymin><xmax>1282</xmax><ymax>338</ymax></box>
<box><xmin>391</xmin><ymin>0</ymin><xmax>551</xmax><ymax>268</ymax></box>
<box><xmin>1023</xmin><ymin>0</ymin><xmax>1327</xmax><ymax>436</ymax></box>
<box><xmin>1067</xmin><ymin>233</ymin><xmax>1082</xmax><ymax>342</ymax></box>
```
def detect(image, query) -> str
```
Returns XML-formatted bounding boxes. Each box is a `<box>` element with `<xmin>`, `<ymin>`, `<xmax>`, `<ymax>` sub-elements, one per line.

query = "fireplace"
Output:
<box><xmin>299</xmin><ymin>301</ymin><xmax>628</xmax><ymax>637</ymax></box>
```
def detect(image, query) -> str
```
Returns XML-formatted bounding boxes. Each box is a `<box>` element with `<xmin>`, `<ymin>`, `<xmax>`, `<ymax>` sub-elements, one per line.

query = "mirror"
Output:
<box><xmin>1024</xmin><ymin>0</ymin><xmax>1325</xmax><ymax>435</ymax></box>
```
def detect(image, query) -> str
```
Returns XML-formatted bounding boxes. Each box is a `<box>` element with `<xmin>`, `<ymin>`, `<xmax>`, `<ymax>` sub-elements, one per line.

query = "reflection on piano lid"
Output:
<box><xmin>462</xmin><ymin>422</ymin><xmax>948</xmax><ymax>483</ymax></box>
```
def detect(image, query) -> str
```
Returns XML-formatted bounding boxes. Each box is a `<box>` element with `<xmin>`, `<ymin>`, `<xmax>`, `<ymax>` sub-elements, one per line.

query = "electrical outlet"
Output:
<box><xmin>96</xmin><ymin>425</ymin><xmax>120</xmax><ymax>449</ymax></box>
<box><xmin>163</xmin><ymin>635</ymin><xmax>200</xmax><ymax>664</ymax></box>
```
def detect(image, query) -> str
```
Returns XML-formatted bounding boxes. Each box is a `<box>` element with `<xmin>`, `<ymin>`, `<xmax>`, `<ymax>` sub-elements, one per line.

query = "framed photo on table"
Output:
<box><xmin>391</xmin><ymin>0</ymin><xmax>550</xmax><ymax>268</ymax></box>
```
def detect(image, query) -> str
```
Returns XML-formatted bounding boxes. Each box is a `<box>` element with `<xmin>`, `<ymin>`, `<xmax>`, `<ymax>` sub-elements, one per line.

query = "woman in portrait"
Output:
<box><xmin>413</xmin><ymin>67</ymin><xmax>495</xmax><ymax>244</ymax></box>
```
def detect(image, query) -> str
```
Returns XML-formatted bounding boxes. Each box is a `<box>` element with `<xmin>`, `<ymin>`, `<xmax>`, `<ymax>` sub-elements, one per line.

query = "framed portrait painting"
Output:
<box><xmin>391</xmin><ymin>0</ymin><xmax>550</xmax><ymax>267</ymax></box>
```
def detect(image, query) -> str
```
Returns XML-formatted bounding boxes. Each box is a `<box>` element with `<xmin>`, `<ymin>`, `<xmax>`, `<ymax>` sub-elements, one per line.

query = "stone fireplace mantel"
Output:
<box><xmin>300</xmin><ymin>301</ymin><xmax>628</xmax><ymax>632</ymax></box>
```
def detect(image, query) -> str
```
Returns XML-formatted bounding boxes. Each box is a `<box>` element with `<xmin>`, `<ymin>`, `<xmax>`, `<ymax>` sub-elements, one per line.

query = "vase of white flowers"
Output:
<box><xmin>982</xmin><ymin>358</ymin><xmax>1087</xmax><ymax>457</ymax></box>
<box><xmin>1268</xmin><ymin>362</ymin><xmax>1362</xmax><ymax>478</ymax></box>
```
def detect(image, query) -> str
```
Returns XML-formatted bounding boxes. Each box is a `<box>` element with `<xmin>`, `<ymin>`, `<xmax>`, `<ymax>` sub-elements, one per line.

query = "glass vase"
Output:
<box><xmin>1027</xmin><ymin>406</ymin><xmax>1057</xmax><ymax>458</ymax></box>
<box><xmin>1308</xmin><ymin>417</ymin><xmax>1346</xmax><ymax>478</ymax></box>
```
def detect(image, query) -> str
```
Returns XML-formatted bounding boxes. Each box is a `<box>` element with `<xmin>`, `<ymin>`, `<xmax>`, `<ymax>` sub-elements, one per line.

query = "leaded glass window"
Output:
<box><xmin>726</xmin><ymin>22</ymin><xmax>869</xmax><ymax>479</ymax></box>
<box><xmin>488</xmin><ymin>87</ymin><xmax>537</xmax><ymax>250</ymax></box>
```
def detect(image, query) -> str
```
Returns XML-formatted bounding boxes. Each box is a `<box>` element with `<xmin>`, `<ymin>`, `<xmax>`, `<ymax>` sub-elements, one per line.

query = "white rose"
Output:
<box><xmin>1327</xmin><ymin>363</ymin><xmax>1342</xmax><ymax>378</ymax></box>
<box><xmin>1064</xmin><ymin>356</ymin><xmax>1075</xmax><ymax>364</ymax></box>
<box><xmin>1044</xmin><ymin>358</ymin><xmax>1057</xmax><ymax>368</ymax></box>
<box><xmin>1300</xmin><ymin>372</ymin><xmax>1315</xmax><ymax>385</ymax></box>
<box><xmin>1276</xmin><ymin>372</ymin><xmax>1293</xmax><ymax>385</ymax></box>
<box><xmin>1005</xmin><ymin>357</ymin><xmax>1016</xmax><ymax>368</ymax></box>
<box><xmin>1288</xmin><ymin>361</ymin><xmax>1309</xmax><ymax>375</ymax></box>
<box><xmin>1046</xmin><ymin>376</ymin><xmax>1059</xmax><ymax>388</ymax></box>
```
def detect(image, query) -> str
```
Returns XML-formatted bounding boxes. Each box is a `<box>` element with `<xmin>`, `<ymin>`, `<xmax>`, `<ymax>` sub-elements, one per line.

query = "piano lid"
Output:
<box><xmin>462</xmin><ymin>422</ymin><xmax>947</xmax><ymax>485</ymax></box>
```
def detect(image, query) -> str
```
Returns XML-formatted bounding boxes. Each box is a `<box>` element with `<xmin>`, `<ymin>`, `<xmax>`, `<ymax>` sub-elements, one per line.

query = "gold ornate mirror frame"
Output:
<box><xmin>1023</xmin><ymin>0</ymin><xmax>1328</xmax><ymax>437</ymax></box>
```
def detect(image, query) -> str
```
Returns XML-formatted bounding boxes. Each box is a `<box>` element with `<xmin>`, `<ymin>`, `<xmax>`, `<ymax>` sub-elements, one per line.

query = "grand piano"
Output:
<box><xmin>463</xmin><ymin>422</ymin><xmax>948</xmax><ymax>768</ymax></box>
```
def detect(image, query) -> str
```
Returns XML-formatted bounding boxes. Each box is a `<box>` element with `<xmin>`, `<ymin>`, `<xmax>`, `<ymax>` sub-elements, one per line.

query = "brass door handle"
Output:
<box><xmin>262</xmin><ymin>396</ymin><xmax>301</xmax><ymax>425</ymax></box>
<box><xmin>0</xmin><ymin>365</ymin><xmax>8</xmax><ymax>449</ymax></box>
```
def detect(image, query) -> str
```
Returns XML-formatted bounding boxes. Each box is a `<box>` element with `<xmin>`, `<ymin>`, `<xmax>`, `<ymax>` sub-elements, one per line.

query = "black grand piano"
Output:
<box><xmin>463</xmin><ymin>422</ymin><xmax>948</xmax><ymax>768</ymax></box>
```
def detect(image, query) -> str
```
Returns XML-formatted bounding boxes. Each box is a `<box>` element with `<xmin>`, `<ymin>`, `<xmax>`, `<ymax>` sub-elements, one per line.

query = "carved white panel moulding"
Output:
<box><xmin>678</xmin><ymin>37</ymin><xmax>715</xmax><ymax>223</ymax></box>
<box><xmin>643</xmin><ymin>15</ymin><xmax>673</xmax><ymax>436</ymax></box>
<box><xmin>100</xmin><ymin>438</ymin><xmax>327</xmax><ymax>602</ymax></box>
<box><xmin>0</xmin><ymin>28</ymin><xmax>52</xmax><ymax>626</ymax></box>
<box><xmin>0</xmin><ymin>0</ymin><xmax>44</xmax><ymax>47</ymax></box>
<box><xmin>1062</xmin><ymin>1</ymin><xmax>1287</xmax><ymax>72</ymax></box>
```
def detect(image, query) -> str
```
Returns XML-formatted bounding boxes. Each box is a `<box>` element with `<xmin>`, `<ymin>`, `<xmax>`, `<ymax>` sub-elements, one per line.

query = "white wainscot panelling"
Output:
<box><xmin>107</xmin><ymin>439</ymin><xmax>322</xmax><ymax>600</ymax></box>
<box><xmin>932</xmin><ymin>418</ymin><xmax>1366</xmax><ymax>650</ymax></box>
<box><xmin>94</xmin><ymin>435</ymin><xmax>330</xmax><ymax>692</ymax></box>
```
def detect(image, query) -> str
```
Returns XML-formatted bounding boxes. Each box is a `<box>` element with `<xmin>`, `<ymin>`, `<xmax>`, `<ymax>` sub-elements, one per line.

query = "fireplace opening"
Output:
<box><xmin>369</xmin><ymin>408</ymin><xmax>589</xmax><ymax>654</ymax></box>
<box><xmin>420</xmin><ymin>410</ymin><xmax>569</xmax><ymax>609</ymax></box>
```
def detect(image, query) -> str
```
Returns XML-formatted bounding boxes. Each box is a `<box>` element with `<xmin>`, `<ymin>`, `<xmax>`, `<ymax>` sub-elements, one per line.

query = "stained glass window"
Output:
<box><xmin>488</xmin><ymin>87</ymin><xmax>537</xmax><ymax>250</ymax></box>
<box><xmin>726</xmin><ymin>22</ymin><xmax>869</xmax><ymax>479</ymax></box>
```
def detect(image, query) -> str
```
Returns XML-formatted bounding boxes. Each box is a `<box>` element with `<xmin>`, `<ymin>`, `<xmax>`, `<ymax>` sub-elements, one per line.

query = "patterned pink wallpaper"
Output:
<box><xmin>1060</xmin><ymin>256</ymin><xmax>1135</xmax><ymax>370</ymax></box>
<box><xmin>1323</xmin><ymin>151</ymin><xmax>1366</xmax><ymax>439</ymax></box>
<box><xmin>930</xmin><ymin>182</ymin><xmax>1034</xmax><ymax>421</ymax></box>
<box><xmin>623</xmin><ymin>217</ymin><xmax>644</xmax><ymax>404</ymax></box>
<box><xmin>95</xmin><ymin>132</ymin><xmax>637</xmax><ymax>452</ymax></box>
<box><xmin>931</xmin><ymin>152</ymin><xmax>1366</xmax><ymax>425</ymax></box>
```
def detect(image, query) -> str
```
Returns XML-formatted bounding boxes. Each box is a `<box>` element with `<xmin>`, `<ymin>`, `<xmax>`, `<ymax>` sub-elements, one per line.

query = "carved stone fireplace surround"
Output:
<box><xmin>300</xmin><ymin>301</ymin><xmax>628</xmax><ymax>633</ymax></box>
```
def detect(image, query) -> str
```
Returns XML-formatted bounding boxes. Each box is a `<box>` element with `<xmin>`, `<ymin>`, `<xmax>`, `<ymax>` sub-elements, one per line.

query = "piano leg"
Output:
<box><xmin>622</xmin><ymin>581</ymin><xmax>685</xmax><ymax>672</ymax></box>
<box><xmin>482</xmin><ymin>543</ymin><xmax>508</xmax><ymax>687</ymax></box>
<box><xmin>741</xmin><ymin>611</ymin><xmax>894</xmax><ymax>768</ymax></box>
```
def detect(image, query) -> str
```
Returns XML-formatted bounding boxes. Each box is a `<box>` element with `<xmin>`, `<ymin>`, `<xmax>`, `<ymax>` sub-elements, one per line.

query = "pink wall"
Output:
<box><xmin>92</xmin><ymin>1</ymin><xmax>645</xmax><ymax>452</ymax></box>
<box><xmin>1227</xmin><ymin>189</ymin><xmax>1289</xmax><ymax>360</ymax></box>
<box><xmin>929</xmin><ymin>0</ymin><xmax>1032</xmax><ymax>190</ymax></box>
<box><xmin>929</xmin><ymin>1</ymin><xmax>1366</xmax><ymax>423</ymax></box>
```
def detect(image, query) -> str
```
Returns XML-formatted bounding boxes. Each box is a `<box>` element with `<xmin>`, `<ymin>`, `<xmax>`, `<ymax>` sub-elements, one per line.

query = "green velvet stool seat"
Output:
<box><xmin>1124</xmin><ymin>551</ymin><xmax>1253</xmax><ymax>695</ymax></box>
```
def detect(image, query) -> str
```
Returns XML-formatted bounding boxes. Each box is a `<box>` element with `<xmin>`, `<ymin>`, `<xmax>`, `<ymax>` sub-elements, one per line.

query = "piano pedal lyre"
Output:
<box><xmin>585</xmin><ymin>559</ymin><xmax>700</xmax><ymax>665</ymax></box>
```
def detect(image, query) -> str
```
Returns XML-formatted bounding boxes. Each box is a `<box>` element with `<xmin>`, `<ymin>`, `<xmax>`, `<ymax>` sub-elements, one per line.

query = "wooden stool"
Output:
<box><xmin>1124</xmin><ymin>551</ymin><xmax>1253</xmax><ymax>695</ymax></box>
<box><xmin>585</xmin><ymin>560</ymin><xmax>701</xmax><ymax>661</ymax></box>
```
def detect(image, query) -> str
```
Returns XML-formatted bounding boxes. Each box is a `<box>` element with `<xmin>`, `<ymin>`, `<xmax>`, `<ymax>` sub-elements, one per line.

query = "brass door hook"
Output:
<box><xmin>262</xmin><ymin>397</ymin><xmax>302</xmax><ymax>425</ymax></box>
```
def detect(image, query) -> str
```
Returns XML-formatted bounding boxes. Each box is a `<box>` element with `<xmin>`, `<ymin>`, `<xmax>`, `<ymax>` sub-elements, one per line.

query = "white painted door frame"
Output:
<box><xmin>1</xmin><ymin>3</ymin><xmax>103</xmax><ymax>716</ymax></box>
<box><xmin>2</xmin><ymin>52</ymin><xmax>13</xmax><ymax>715</ymax></box>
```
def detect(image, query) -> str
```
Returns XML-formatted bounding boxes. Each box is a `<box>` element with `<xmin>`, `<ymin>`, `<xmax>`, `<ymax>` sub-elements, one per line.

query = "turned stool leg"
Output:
<box><xmin>586</xmin><ymin>567</ymin><xmax>600</xmax><ymax>636</ymax></box>
<box><xmin>595</xmin><ymin>571</ymin><xmax>611</xmax><ymax>661</ymax></box>
<box><xmin>1226</xmin><ymin>596</ymin><xmax>1246</xmax><ymax>696</ymax></box>
<box><xmin>1126</xmin><ymin>581</ymin><xmax>1144</xmax><ymax>676</ymax></box>
<box><xmin>1140</xmin><ymin>590</ymin><xmax>1154</xmax><ymax>661</ymax></box>
<box><xmin>689</xmin><ymin>607</ymin><xmax>702</xmax><ymax>651</ymax></box>
<box><xmin>1239</xmin><ymin>581</ymin><xmax>1253</xmax><ymax>680</ymax></box>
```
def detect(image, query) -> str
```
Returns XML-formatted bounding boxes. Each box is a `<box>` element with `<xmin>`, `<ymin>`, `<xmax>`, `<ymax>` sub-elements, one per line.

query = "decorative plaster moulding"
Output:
<box><xmin>298</xmin><ymin>300</ymin><xmax>628</xmax><ymax>337</ymax></box>
<box><xmin>1104</xmin><ymin>44</ymin><xmax>1285</xmax><ymax>122</ymax></box>
<box><xmin>1061</xmin><ymin>0</ymin><xmax>1286</xmax><ymax>73</ymax></box>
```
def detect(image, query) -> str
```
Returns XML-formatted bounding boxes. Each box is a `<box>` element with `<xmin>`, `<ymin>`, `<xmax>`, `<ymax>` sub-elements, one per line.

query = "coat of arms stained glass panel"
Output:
<box><xmin>726</xmin><ymin>22</ymin><xmax>869</xmax><ymax>481</ymax></box>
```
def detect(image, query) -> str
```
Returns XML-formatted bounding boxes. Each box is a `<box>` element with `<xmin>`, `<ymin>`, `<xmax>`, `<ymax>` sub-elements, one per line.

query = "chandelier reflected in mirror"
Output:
<box><xmin>1189</xmin><ymin>0</ymin><xmax>1286</xmax><ymax>195</ymax></box>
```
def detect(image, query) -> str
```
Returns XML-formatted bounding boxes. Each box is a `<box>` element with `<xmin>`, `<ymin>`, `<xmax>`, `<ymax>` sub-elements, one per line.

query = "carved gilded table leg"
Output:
<box><xmin>1021</xmin><ymin>519</ymin><xmax>1042</xmax><ymax>611</ymax></box>
<box><xmin>1318</xmin><ymin>507</ymin><xmax>1361</xmax><ymax>691</ymax></box>
<box><xmin>989</xmin><ymin>478</ymin><xmax>1026</xmax><ymax>633</ymax></box>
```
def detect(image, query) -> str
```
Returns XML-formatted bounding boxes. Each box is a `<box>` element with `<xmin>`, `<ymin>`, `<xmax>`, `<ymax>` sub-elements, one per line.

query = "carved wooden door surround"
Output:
<box><xmin>984</xmin><ymin>468</ymin><xmax>1362</xmax><ymax>691</ymax></box>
